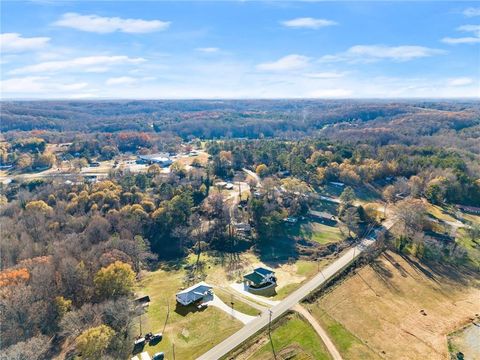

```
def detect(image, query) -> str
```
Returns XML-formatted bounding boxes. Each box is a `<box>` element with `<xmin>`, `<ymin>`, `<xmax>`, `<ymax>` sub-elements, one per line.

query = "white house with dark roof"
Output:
<box><xmin>175</xmin><ymin>282</ymin><xmax>213</xmax><ymax>306</ymax></box>
<box><xmin>243</xmin><ymin>267</ymin><xmax>276</xmax><ymax>292</ymax></box>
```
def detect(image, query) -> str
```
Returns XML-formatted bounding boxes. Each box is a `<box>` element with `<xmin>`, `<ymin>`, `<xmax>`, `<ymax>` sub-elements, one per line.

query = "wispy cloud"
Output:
<box><xmin>281</xmin><ymin>17</ymin><xmax>337</xmax><ymax>29</ymax></box>
<box><xmin>106</xmin><ymin>76</ymin><xmax>138</xmax><ymax>86</ymax></box>
<box><xmin>442</xmin><ymin>24</ymin><xmax>480</xmax><ymax>44</ymax></box>
<box><xmin>53</xmin><ymin>13</ymin><xmax>170</xmax><ymax>33</ymax></box>
<box><xmin>304</xmin><ymin>71</ymin><xmax>346</xmax><ymax>79</ymax></box>
<box><xmin>447</xmin><ymin>77</ymin><xmax>473</xmax><ymax>86</ymax></box>
<box><xmin>0</xmin><ymin>76</ymin><xmax>88</xmax><ymax>93</ymax></box>
<box><xmin>10</xmin><ymin>55</ymin><xmax>145</xmax><ymax>75</ymax></box>
<box><xmin>257</xmin><ymin>54</ymin><xmax>310</xmax><ymax>71</ymax></box>
<box><xmin>463</xmin><ymin>7</ymin><xmax>480</xmax><ymax>17</ymax></box>
<box><xmin>320</xmin><ymin>45</ymin><xmax>445</xmax><ymax>63</ymax></box>
<box><xmin>195</xmin><ymin>47</ymin><xmax>220</xmax><ymax>53</ymax></box>
<box><xmin>0</xmin><ymin>33</ymin><xmax>50</xmax><ymax>53</ymax></box>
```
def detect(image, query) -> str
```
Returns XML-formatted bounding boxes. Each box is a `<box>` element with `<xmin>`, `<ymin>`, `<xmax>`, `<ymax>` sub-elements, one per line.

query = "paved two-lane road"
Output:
<box><xmin>197</xmin><ymin>237</ymin><xmax>376</xmax><ymax>360</ymax></box>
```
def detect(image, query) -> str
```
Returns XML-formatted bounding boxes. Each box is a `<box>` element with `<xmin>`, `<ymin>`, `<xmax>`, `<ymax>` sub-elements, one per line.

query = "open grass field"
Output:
<box><xmin>225</xmin><ymin>312</ymin><xmax>332</xmax><ymax>360</ymax></box>
<box><xmin>133</xmin><ymin>267</ymin><xmax>243</xmax><ymax>360</ymax></box>
<box><xmin>133</xmin><ymin>249</ymin><xmax>328</xmax><ymax>358</ymax></box>
<box><xmin>286</xmin><ymin>219</ymin><xmax>344</xmax><ymax>245</ymax></box>
<box><xmin>307</xmin><ymin>308</ymin><xmax>379</xmax><ymax>360</ymax></box>
<box><xmin>307</xmin><ymin>251</ymin><xmax>480</xmax><ymax>360</ymax></box>
<box><xmin>303</xmin><ymin>222</ymin><xmax>343</xmax><ymax>245</ymax></box>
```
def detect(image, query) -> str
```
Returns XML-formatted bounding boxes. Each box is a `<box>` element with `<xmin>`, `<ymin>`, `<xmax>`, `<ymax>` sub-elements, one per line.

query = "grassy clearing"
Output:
<box><xmin>425</xmin><ymin>203</ymin><xmax>458</xmax><ymax>223</ymax></box>
<box><xmin>226</xmin><ymin>313</ymin><xmax>332</xmax><ymax>360</ymax></box>
<box><xmin>133</xmin><ymin>268</ymin><xmax>243</xmax><ymax>360</ymax></box>
<box><xmin>353</xmin><ymin>185</ymin><xmax>380</xmax><ymax>203</ymax></box>
<box><xmin>307</xmin><ymin>222</ymin><xmax>343</xmax><ymax>245</ymax></box>
<box><xmin>310</xmin><ymin>251</ymin><xmax>480</xmax><ymax>359</ymax></box>
<box><xmin>287</xmin><ymin>220</ymin><xmax>344</xmax><ymax>245</ymax></box>
<box><xmin>272</xmin><ymin>257</ymin><xmax>333</xmax><ymax>300</ymax></box>
<box><xmin>461</xmin><ymin>213</ymin><xmax>480</xmax><ymax>225</ymax></box>
<box><xmin>306</xmin><ymin>306</ymin><xmax>379</xmax><ymax>360</ymax></box>
<box><xmin>215</xmin><ymin>288</ymin><xmax>261</xmax><ymax>316</ymax></box>
<box><xmin>455</xmin><ymin>228</ymin><xmax>480</xmax><ymax>268</ymax></box>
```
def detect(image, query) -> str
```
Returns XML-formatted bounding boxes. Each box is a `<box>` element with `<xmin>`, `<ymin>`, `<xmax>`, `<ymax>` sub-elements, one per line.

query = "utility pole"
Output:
<box><xmin>230</xmin><ymin>294</ymin><xmax>235</xmax><ymax>318</ymax></box>
<box><xmin>268</xmin><ymin>309</ymin><xmax>277</xmax><ymax>360</ymax></box>
<box><xmin>139</xmin><ymin>312</ymin><xmax>142</xmax><ymax>337</ymax></box>
<box><xmin>163</xmin><ymin>299</ymin><xmax>170</xmax><ymax>333</ymax></box>
<box><xmin>172</xmin><ymin>342</ymin><xmax>176</xmax><ymax>360</ymax></box>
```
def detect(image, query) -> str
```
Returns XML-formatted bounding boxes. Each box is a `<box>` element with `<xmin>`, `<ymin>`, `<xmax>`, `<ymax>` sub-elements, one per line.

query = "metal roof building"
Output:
<box><xmin>175</xmin><ymin>282</ymin><xmax>213</xmax><ymax>306</ymax></box>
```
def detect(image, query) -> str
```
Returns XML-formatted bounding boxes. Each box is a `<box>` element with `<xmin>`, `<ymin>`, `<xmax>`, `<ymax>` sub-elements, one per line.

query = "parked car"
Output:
<box><xmin>150</xmin><ymin>333</ymin><xmax>162</xmax><ymax>343</ymax></box>
<box><xmin>152</xmin><ymin>352</ymin><xmax>165</xmax><ymax>360</ymax></box>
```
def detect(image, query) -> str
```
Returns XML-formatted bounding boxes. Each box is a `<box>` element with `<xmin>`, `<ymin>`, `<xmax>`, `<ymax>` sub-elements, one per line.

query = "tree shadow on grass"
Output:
<box><xmin>157</xmin><ymin>257</ymin><xmax>189</xmax><ymax>272</ymax></box>
<box><xmin>399</xmin><ymin>254</ymin><xmax>439</xmax><ymax>283</ymax></box>
<box><xmin>370</xmin><ymin>256</ymin><xmax>400</xmax><ymax>292</ymax></box>
<box><xmin>255</xmin><ymin>235</ymin><xmax>300</xmax><ymax>268</ymax></box>
<box><xmin>399</xmin><ymin>253</ymin><xmax>477</xmax><ymax>286</ymax></box>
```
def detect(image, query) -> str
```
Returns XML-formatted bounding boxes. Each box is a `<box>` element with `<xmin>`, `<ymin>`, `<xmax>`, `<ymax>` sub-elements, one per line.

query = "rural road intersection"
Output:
<box><xmin>197</xmin><ymin>237</ymin><xmax>377</xmax><ymax>360</ymax></box>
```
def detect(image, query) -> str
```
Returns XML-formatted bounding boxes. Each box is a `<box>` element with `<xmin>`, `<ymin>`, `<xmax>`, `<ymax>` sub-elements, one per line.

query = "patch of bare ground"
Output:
<box><xmin>310</xmin><ymin>250</ymin><xmax>480</xmax><ymax>360</ymax></box>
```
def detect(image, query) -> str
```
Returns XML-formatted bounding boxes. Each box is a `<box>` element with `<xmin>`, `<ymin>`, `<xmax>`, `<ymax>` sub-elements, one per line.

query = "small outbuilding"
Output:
<box><xmin>175</xmin><ymin>282</ymin><xmax>213</xmax><ymax>306</ymax></box>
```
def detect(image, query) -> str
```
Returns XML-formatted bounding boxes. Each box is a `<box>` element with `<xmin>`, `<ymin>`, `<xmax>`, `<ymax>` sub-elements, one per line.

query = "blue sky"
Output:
<box><xmin>1</xmin><ymin>1</ymin><xmax>479</xmax><ymax>99</ymax></box>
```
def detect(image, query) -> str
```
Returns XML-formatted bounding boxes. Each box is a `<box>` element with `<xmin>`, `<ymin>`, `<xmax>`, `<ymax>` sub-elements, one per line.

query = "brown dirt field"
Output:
<box><xmin>310</xmin><ymin>251</ymin><xmax>480</xmax><ymax>360</ymax></box>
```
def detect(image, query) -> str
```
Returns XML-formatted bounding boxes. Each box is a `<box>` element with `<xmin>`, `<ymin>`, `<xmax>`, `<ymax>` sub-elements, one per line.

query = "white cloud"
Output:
<box><xmin>196</xmin><ymin>47</ymin><xmax>219</xmax><ymax>53</ymax></box>
<box><xmin>0</xmin><ymin>76</ymin><xmax>88</xmax><ymax>94</ymax></box>
<box><xmin>442</xmin><ymin>24</ymin><xmax>480</xmax><ymax>44</ymax></box>
<box><xmin>0</xmin><ymin>33</ymin><xmax>50</xmax><ymax>53</ymax></box>
<box><xmin>320</xmin><ymin>45</ymin><xmax>445</xmax><ymax>63</ymax></box>
<box><xmin>257</xmin><ymin>54</ymin><xmax>310</xmax><ymax>71</ymax></box>
<box><xmin>106</xmin><ymin>76</ymin><xmax>138</xmax><ymax>86</ymax></box>
<box><xmin>281</xmin><ymin>17</ymin><xmax>337</xmax><ymax>29</ymax></box>
<box><xmin>458</xmin><ymin>24</ymin><xmax>480</xmax><ymax>36</ymax></box>
<box><xmin>10</xmin><ymin>55</ymin><xmax>145</xmax><ymax>75</ymax></box>
<box><xmin>347</xmin><ymin>45</ymin><xmax>444</xmax><ymax>61</ymax></box>
<box><xmin>305</xmin><ymin>71</ymin><xmax>345</xmax><ymax>79</ymax></box>
<box><xmin>447</xmin><ymin>77</ymin><xmax>474</xmax><ymax>86</ymax></box>
<box><xmin>463</xmin><ymin>7</ymin><xmax>480</xmax><ymax>17</ymax></box>
<box><xmin>442</xmin><ymin>36</ymin><xmax>480</xmax><ymax>44</ymax></box>
<box><xmin>53</xmin><ymin>13</ymin><xmax>170</xmax><ymax>33</ymax></box>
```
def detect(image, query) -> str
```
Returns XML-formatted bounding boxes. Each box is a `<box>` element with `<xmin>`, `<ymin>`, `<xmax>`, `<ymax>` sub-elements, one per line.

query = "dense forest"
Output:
<box><xmin>2</xmin><ymin>100</ymin><xmax>479</xmax><ymax>151</ymax></box>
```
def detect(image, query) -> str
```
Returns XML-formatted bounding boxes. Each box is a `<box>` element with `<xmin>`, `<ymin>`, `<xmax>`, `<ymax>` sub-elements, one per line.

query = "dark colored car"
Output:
<box><xmin>153</xmin><ymin>352</ymin><xmax>165</xmax><ymax>360</ymax></box>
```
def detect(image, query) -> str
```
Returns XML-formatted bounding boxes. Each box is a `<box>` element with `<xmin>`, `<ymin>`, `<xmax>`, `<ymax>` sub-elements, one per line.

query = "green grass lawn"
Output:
<box><xmin>289</xmin><ymin>220</ymin><xmax>344</xmax><ymax>245</ymax></box>
<box><xmin>133</xmin><ymin>268</ymin><xmax>243</xmax><ymax>360</ymax></box>
<box><xmin>214</xmin><ymin>288</ymin><xmax>261</xmax><ymax>316</ymax></box>
<box><xmin>227</xmin><ymin>313</ymin><xmax>332</xmax><ymax>360</ymax></box>
<box><xmin>306</xmin><ymin>306</ymin><xmax>379</xmax><ymax>360</ymax></box>
<box><xmin>426</xmin><ymin>203</ymin><xmax>458</xmax><ymax>223</ymax></box>
<box><xmin>455</xmin><ymin>228</ymin><xmax>480</xmax><ymax>268</ymax></box>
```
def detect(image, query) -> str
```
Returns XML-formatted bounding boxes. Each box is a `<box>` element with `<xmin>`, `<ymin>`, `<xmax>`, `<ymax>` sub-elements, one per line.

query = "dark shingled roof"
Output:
<box><xmin>243</xmin><ymin>267</ymin><xmax>275</xmax><ymax>285</ymax></box>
